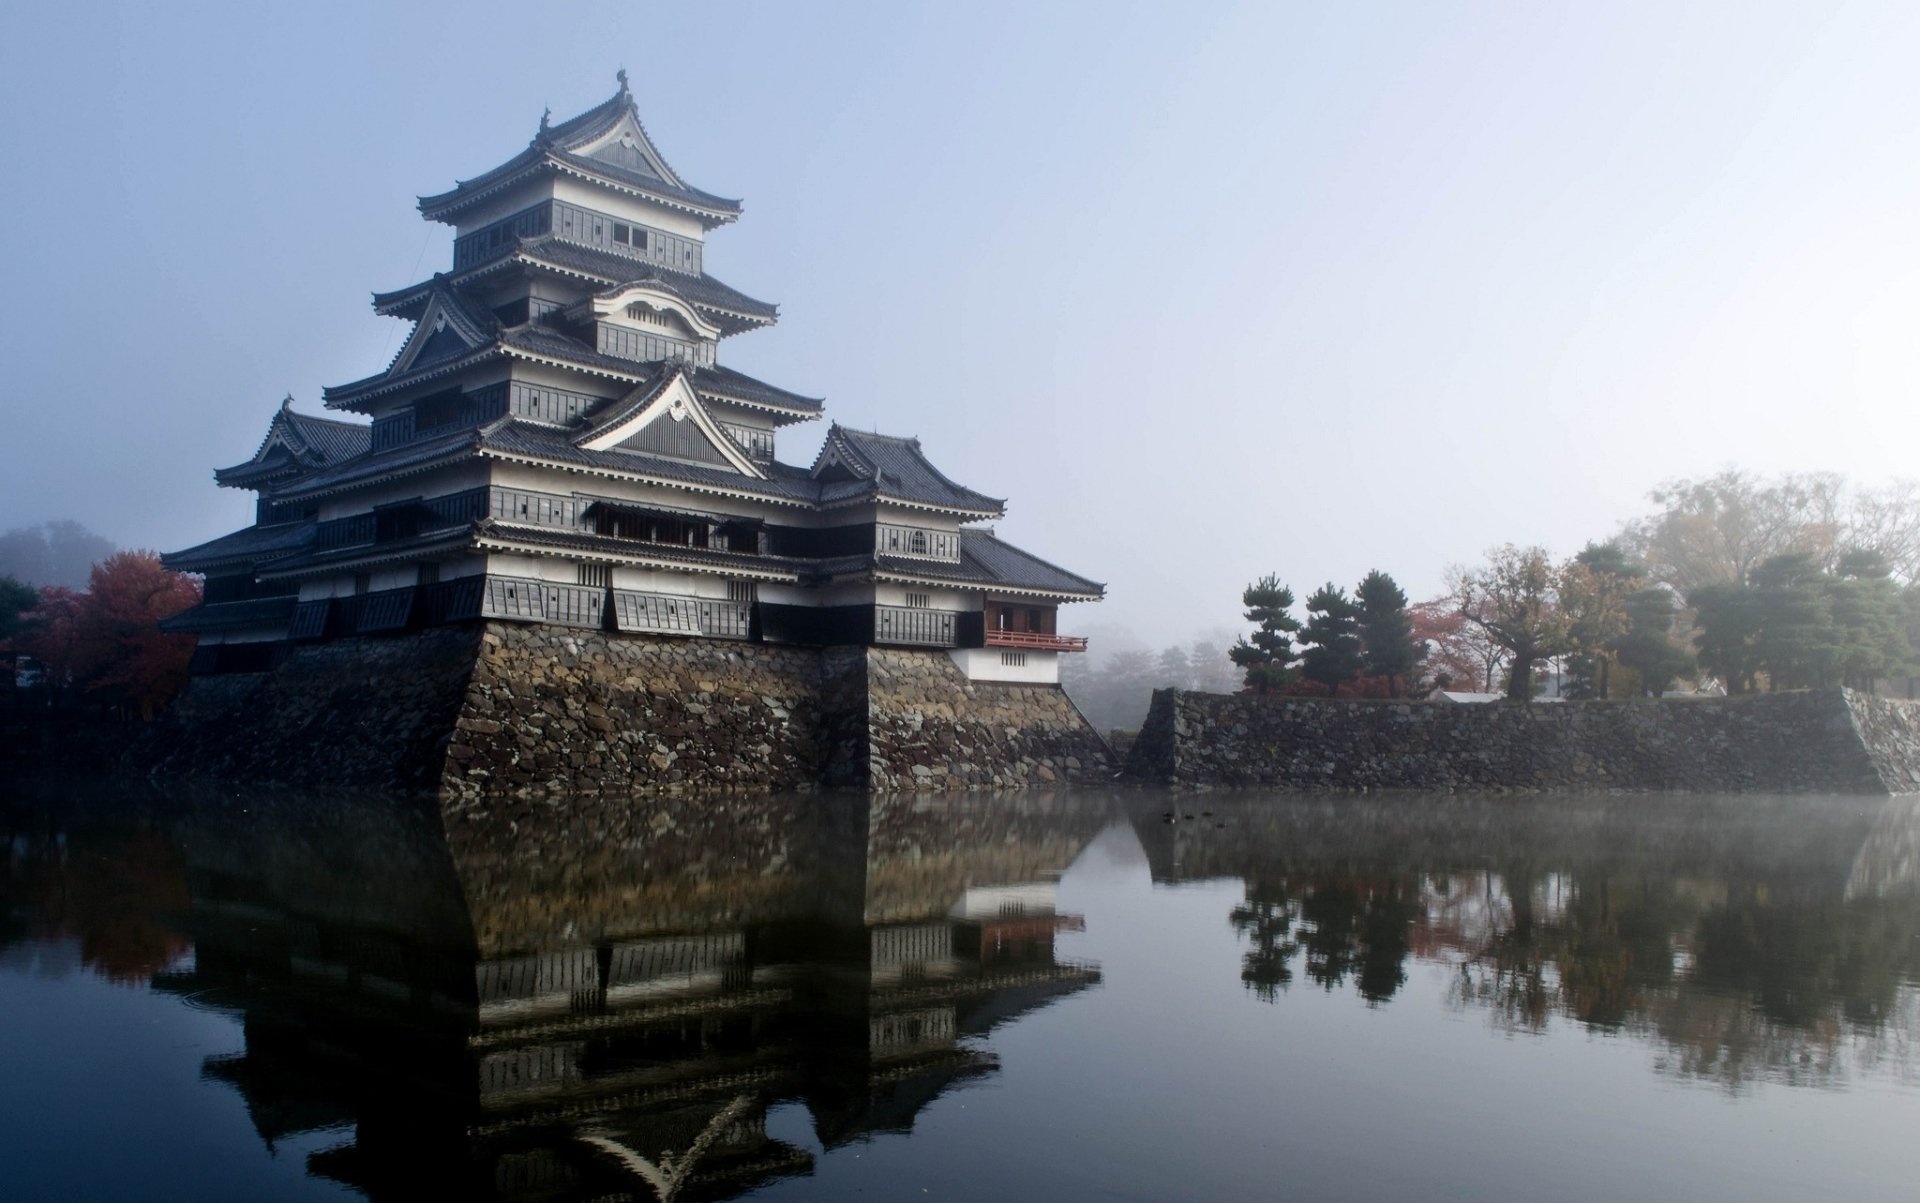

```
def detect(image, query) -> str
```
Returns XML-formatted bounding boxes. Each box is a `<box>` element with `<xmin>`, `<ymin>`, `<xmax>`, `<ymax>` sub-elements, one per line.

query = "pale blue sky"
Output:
<box><xmin>5</xmin><ymin>1</ymin><xmax>1920</xmax><ymax>641</ymax></box>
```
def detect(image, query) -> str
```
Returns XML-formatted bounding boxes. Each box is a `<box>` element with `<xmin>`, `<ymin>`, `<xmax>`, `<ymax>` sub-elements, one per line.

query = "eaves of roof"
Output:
<box><xmin>162</xmin><ymin>520</ymin><xmax>318</xmax><ymax>573</ymax></box>
<box><xmin>473</xmin><ymin>521</ymin><xmax>806</xmax><ymax>582</ymax></box>
<box><xmin>372</xmin><ymin>242</ymin><xmax>778</xmax><ymax>328</ymax></box>
<box><xmin>160</xmin><ymin>596</ymin><xmax>299</xmax><ymax>633</ymax></box>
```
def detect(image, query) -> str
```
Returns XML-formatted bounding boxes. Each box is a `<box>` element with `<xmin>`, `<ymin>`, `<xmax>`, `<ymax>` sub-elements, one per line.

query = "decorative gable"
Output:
<box><xmin>390</xmin><ymin>291</ymin><xmax>491</xmax><ymax>376</ymax></box>
<box><xmin>575</xmin><ymin>370</ymin><xmax>764</xmax><ymax>477</ymax></box>
<box><xmin>575</xmin><ymin>110</ymin><xmax>677</xmax><ymax>184</ymax></box>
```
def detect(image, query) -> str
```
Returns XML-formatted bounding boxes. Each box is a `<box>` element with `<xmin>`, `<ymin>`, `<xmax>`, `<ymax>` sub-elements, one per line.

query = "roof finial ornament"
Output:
<box><xmin>539</xmin><ymin>106</ymin><xmax>551</xmax><ymax>133</ymax></box>
<box><xmin>616</xmin><ymin>67</ymin><xmax>630</xmax><ymax>95</ymax></box>
<box><xmin>280</xmin><ymin>393</ymin><xmax>294</xmax><ymax>411</ymax></box>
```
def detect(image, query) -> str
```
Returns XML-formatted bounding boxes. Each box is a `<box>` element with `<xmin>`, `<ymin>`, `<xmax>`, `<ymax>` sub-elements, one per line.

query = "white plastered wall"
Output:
<box><xmin>550</xmin><ymin>177</ymin><xmax>708</xmax><ymax>240</ymax></box>
<box><xmin>874</xmin><ymin>583</ymin><xmax>974</xmax><ymax>610</ymax></box>
<box><xmin>948</xmin><ymin>648</ymin><xmax>1061</xmax><ymax>685</ymax></box>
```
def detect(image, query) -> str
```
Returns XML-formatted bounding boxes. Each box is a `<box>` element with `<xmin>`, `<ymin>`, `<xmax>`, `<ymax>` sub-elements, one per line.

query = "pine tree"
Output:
<box><xmin>1355</xmin><ymin>570</ymin><xmax>1420</xmax><ymax>697</ymax></box>
<box><xmin>1300</xmin><ymin>583</ymin><xmax>1364</xmax><ymax>696</ymax></box>
<box><xmin>1229</xmin><ymin>575</ymin><xmax>1299</xmax><ymax>695</ymax></box>
<box><xmin>1613</xmin><ymin>587</ymin><xmax>1694</xmax><ymax>695</ymax></box>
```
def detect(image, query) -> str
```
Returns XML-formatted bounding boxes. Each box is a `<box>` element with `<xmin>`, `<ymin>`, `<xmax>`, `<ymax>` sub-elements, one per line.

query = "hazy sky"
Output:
<box><xmin>5</xmin><ymin>1</ymin><xmax>1920</xmax><ymax>643</ymax></box>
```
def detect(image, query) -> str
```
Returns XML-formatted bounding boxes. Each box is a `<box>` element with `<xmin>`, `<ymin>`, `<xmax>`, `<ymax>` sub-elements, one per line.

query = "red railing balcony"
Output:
<box><xmin>985</xmin><ymin>630</ymin><xmax>1089</xmax><ymax>652</ymax></box>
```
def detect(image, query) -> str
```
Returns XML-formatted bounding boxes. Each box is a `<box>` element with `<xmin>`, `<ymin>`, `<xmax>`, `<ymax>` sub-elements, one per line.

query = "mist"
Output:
<box><xmin>6</xmin><ymin>2</ymin><xmax>1920</xmax><ymax>652</ymax></box>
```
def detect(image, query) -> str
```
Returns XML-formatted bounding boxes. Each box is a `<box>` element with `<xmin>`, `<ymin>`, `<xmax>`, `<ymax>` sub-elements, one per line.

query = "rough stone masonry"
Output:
<box><xmin>1124</xmin><ymin>687</ymin><xmax>1920</xmax><ymax>794</ymax></box>
<box><xmin>144</xmin><ymin>624</ymin><xmax>1113</xmax><ymax>798</ymax></box>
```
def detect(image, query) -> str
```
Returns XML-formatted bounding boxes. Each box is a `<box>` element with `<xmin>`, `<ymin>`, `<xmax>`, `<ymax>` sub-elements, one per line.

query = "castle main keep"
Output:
<box><xmin>159</xmin><ymin>77</ymin><xmax>1110</xmax><ymax>795</ymax></box>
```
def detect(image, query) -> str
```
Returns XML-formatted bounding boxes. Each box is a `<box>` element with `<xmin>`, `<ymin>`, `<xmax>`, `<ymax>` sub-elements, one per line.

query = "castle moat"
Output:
<box><xmin>5</xmin><ymin>784</ymin><xmax>1920</xmax><ymax>1202</ymax></box>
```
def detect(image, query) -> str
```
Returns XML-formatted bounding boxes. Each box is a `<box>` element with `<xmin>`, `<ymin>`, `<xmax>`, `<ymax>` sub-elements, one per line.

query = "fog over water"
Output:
<box><xmin>6</xmin><ymin>2</ymin><xmax>1920</xmax><ymax>641</ymax></box>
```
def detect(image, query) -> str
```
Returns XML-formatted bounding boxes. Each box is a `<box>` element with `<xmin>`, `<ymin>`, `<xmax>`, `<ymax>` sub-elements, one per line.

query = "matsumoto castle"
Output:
<box><xmin>165</xmin><ymin>76</ymin><xmax>1100</xmax><ymax>685</ymax></box>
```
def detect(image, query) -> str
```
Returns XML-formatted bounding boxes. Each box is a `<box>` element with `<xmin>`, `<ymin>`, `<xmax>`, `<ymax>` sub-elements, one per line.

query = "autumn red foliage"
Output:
<box><xmin>1410</xmin><ymin>598</ymin><xmax>1508</xmax><ymax>694</ymax></box>
<box><xmin>18</xmin><ymin>551</ymin><xmax>201</xmax><ymax>718</ymax></box>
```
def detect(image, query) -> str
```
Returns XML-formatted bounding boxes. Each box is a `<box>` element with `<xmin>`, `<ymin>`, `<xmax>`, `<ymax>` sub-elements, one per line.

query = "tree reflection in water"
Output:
<box><xmin>1181</xmin><ymin>795</ymin><xmax>1920</xmax><ymax>1092</ymax></box>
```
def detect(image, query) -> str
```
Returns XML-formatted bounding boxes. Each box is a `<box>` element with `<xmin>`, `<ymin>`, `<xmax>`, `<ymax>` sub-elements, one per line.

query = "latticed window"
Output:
<box><xmin>577</xmin><ymin>563</ymin><xmax>612</xmax><ymax>588</ymax></box>
<box><xmin>727</xmin><ymin>580</ymin><xmax>756</xmax><ymax>604</ymax></box>
<box><xmin>905</xmin><ymin>592</ymin><xmax>930</xmax><ymax>609</ymax></box>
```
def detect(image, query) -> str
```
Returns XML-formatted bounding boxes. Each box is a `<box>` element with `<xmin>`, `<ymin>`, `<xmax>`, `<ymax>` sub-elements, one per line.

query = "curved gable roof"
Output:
<box><xmin>811</xmin><ymin>425</ymin><xmax>1005</xmax><ymax>517</ymax></box>
<box><xmin>214</xmin><ymin>399</ymin><xmax>371</xmax><ymax>489</ymax></box>
<box><xmin>417</xmin><ymin>76</ymin><xmax>742</xmax><ymax>227</ymax></box>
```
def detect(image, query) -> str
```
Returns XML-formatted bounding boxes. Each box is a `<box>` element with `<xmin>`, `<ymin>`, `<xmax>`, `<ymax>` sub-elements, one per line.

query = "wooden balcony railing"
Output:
<box><xmin>985</xmin><ymin>630</ymin><xmax>1089</xmax><ymax>652</ymax></box>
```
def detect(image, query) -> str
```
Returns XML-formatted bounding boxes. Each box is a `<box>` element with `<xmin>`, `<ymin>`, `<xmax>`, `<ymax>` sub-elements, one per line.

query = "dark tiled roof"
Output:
<box><xmin>549</xmin><ymin>148</ymin><xmax>740</xmax><ymax>213</ymax></box>
<box><xmin>693</xmin><ymin>363</ymin><xmax>822</xmax><ymax>415</ymax></box>
<box><xmin>162</xmin><ymin>520</ymin><xmax>317</xmax><ymax>572</ymax></box>
<box><xmin>324</xmin><ymin>287</ymin><xmax>506</xmax><ymax>405</ymax></box>
<box><xmin>948</xmin><ymin>529</ymin><xmax>1104</xmax><ymax>597</ymax></box>
<box><xmin>474</xmin><ymin>521</ymin><xmax>806</xmax><ymax>579</ymax></box>
<box><xmin>864</xmin><ymin>531</ymin><xmax>1103</xmax><ymax>598</ymax></box>
<box><xmin>276</xmin><ymin>424</ymin><xmax>487</xmax><ymax>499</ymax></box>
<box><xmin>497</xmin><ymin>323</ymin><xmax>669</xmax><ymax>379</ymax></box>
<box><xmin>571</xmin><ymin>370</ymin><xmax>679</xmax><ymax>446</ymax></box>
<box><xmin>256</xmin><ymin>527</ymin><xmax>478</xmax><ymax>578</ymax></box>
<box><xmin>526</xmin><ymin>239</ymin><xmax>776</xmax><ymax>318</ymax></box>
<box><xmin>416</xmin><ymin>84</ymin><xmax>740</xmax><ymax>225</ymax></box>
<box><xmin>372</xmin><ymin>240</ymin><xmax>777</xmax><ymax>327</ymax></box>
<box><xmin>812</xmin><ymin>426</ymin><xmax>1005</xmax><ymax>516</ymax></box>
<box><xmin>497</xmin><ymin>326</ymin><xmax>821</xmax><ymax>415</ymax></box>
<box><xmin>160</xmin><ymin>596</ymin><xmax>298</xmax><ymax>633</ymax></box>
<box><xmin>284</xmin><ymin>409</ymin><xmax>373</xmax><ymax>463</ymax></box>
<box><xmin>215</xmin><ymin>402</ymin><xmax>372</xmax><ymax>487</ymax></box>
<box><xmin>811</xmin><ymin>531</ymin><xmax>1103</xmax><ymax>599</ymax></box>
<box><xmin>475</xmin><ymin>420</ymin><xmax>820</xmax><ymax>506</ymax></box>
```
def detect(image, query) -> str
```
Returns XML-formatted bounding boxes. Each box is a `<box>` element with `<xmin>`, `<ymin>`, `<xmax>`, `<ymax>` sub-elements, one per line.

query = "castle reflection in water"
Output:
<box><xmin>133</xmin><ymin>790</ymin><xmax>1112</xmax><ymax>1201</ymax></box>
<box><xmin>7</xmin><ymin>787</ymin><xmax>1920</xmax><ymax>1200</ymax></box>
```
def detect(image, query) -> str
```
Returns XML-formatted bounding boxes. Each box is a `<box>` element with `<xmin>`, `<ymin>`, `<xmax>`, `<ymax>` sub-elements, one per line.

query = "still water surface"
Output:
<box><xmin>4</xmin><ymin>786</ymin><xmax>1920</xmax><ymax>1201</ymax></box>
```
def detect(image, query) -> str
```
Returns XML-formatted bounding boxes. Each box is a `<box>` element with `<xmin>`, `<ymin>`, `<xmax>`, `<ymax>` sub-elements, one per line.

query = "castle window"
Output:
<box><xmin>352</xmin><ymin>573</ymin><xmax>370</xmax><ymax>596</ymax></box>
<box><xmin>414</xmin><ymin>389</ymin><xmax>463</xmax><ymax>431</ymax></box>
<box><xmin>1001</xmin><ymin>652</ymin><xmax>1027</xmax><ymax>667</ymax></box>
<box><xmin>910</xmin><ymin>530</ymin><xmax>928</xmax><ymax>555</ymax></box>
<box><xmin>577</xmin><ymin>563</ymin><xmax>611</xmax><ymax>588</ymax></box>
<box><xmin>905</xmin><ymin>592</ymin><xmax>930</xmax><ymax>609</ymax></box>
<box><xmin>727</xmin><ymin>580</ymin><xmax>756</xmax><ymax>604</ymax></box>
<box><xmin>418</xmin><ymin>562</ymin><xmax>440</xmax><ymax>586</ymax></box>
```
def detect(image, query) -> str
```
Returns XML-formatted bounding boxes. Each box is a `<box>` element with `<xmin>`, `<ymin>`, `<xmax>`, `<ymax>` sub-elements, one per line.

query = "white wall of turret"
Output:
<box><xmin>550</xmin><ymin>177</ymin><xmax>707</xmax><ymax>241</ymax></box>
<box><xmin>948</xmin><ymin>648</ymin><xmax>1061</xmax><ymax>685</ymax></box>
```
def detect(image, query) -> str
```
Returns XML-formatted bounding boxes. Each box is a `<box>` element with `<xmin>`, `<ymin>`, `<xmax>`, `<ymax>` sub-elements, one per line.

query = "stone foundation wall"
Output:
<box><xmin>1126</xmin><ymin>687</ymin><xmax>1920</xmax><ymax>795</ymax></box>
<box><xmin>144</xmin><ymin>624</ymin><xmax>1112</xmax><ymax>798</ymax></box>
<box><xmin>443</xmin><ymin>625</ymin><xmax>842</xmax><ymax>800</ymax></box>
<box><xmin>864</xmin><ymin>648</ymin><xmax>1113</xmax><ymax>790</ymax></box>
<box><xmin>147</xmin><ymin>627</ymin><xmax>483</xmax><ymax>791</ymax></box>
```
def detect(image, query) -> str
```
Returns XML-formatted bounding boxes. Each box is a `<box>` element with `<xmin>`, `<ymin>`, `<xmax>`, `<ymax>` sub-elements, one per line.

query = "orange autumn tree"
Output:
<box><xmin>23</xmin><ymin>551</ymin><xmax>201</xmax><ymax>718</ymax></box>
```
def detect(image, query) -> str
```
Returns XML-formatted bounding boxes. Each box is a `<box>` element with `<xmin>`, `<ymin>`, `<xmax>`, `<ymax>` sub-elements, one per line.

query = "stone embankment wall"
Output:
<box><xmin>1125</xmin><ymin>687</ymin><xmax>1920</xmax><ymax>795</ymax></box>
<box><xmin>147</xmin><ymin>623</ymin><xmax>1111</xmax><ymax>797</ymax></box>
<box><xmin>863</xmin><ymin>648</ymin><xmax>1112</xmax><ymax>792</ymax></box>
<box><xmin>149</xmin><ymin>627</ymin><xmax>484</xmax><ymax>792</ymax></box>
